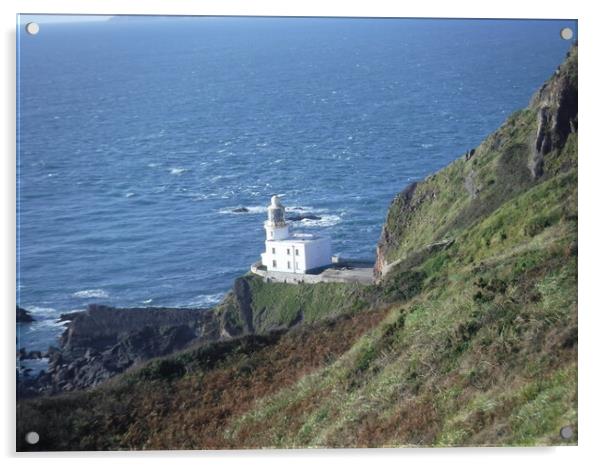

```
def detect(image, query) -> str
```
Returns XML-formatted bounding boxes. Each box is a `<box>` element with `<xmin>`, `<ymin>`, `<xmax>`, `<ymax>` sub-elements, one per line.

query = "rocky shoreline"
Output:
<box><xmin>18</xmin><ymin>304</ymin><xmax>226</xmax><ymax>396</ymax></box>
<box><xmin>17</xmin><ymin>276</ymin><xmax>261</xmax><ymax>397</ymax></box>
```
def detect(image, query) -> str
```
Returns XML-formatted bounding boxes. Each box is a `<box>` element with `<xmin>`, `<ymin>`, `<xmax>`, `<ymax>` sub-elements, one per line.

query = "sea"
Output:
<box><xmin>17</xmin><ymin>16</ymin><xmax>576</xmax><ymax>353</ymax></box>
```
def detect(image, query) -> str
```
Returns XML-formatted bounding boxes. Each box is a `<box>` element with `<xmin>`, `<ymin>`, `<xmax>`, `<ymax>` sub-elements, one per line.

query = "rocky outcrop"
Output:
<box><xmin>23</xmin><ymin>304</ymin><xmax>222</xmax><ymax>395</ymax></box>
<box><xmin>233</xmin><ymin>277</ymin><xmax>255</xmax><ymax>334</ymax></box>
<box><xmin>374</xmin><ymin>182</ymin><xmax>420</xmax><ymax>278</ymax></box>
<box><xmin>17</xmin><ymin>306</ymin><xmax>34</xmax><ymax>323</ymax></box>
<box><xmin>529</xmin><ymin>46</ymin><xmax>578</xmax><ymax>178</ymax></box>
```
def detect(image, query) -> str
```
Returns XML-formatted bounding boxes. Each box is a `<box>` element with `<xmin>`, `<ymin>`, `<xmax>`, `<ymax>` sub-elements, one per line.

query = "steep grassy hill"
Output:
<box><xmin>16</xmin><ymin>47</ymin><xmax>577</xmax><ymax>451</ymax></box>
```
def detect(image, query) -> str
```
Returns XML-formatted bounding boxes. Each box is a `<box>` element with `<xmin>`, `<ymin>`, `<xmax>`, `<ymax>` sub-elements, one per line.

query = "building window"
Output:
<box><xmin>287</xmin><ymin>261</ymin><xmax>291</xmax><ymax>269</ymax></box>
<box><xmin>295</xmin><ymin>249</ymin><xmax>299</xmax><ymax>256</ymax></box>
<box><xmin>272</xmin><ymin>247</ymin><xmax>276</xmax><ymax>254</ymax></box>
<box><xmin>287</xmin><ymin>248</ymin><xmax>290</xmax><ymax>255</ymax></box>
<box><xmin>272</xmin><ymin>260</ymin><xmax>277</xmax><ymax>268</ymax></box>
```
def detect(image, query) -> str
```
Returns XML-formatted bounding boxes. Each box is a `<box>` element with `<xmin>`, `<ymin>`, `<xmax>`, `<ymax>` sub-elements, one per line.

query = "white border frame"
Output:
<box><xmin>3</xmin><ymin>1</ymin><xmax>600</xmax><ymax>464</ymax></box>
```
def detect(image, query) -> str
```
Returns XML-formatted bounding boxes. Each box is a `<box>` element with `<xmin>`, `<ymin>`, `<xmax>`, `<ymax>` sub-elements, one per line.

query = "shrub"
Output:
<box><xmin>524</xmin><ymin>213</ymin><xmax>557</xmax><ymax>237</ymax></box>
<box><xmin>139</xmin><ymin>359</ymin><xmax>186</xmax><ymax>381</ymax></box>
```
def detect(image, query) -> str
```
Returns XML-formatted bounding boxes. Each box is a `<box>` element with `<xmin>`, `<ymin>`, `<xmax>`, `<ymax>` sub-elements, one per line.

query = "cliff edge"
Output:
<box><xmin>375</xmin><ymin>46</ymin><xmax>577</xmax><ymax>279</ymax></box>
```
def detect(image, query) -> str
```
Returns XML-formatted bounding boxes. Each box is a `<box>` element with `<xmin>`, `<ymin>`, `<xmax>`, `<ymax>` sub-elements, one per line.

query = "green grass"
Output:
<box><xmin>244</xmin><ymin>275</ymin><xmax>371</xmax><ymax>331</ymax></box>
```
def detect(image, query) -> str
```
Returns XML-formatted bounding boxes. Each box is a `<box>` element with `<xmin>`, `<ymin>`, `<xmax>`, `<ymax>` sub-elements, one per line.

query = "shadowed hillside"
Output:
<box><xmin>17</xmin><ymin>46</ymin><xmax>577</xmax><ymax>451</ymax></box>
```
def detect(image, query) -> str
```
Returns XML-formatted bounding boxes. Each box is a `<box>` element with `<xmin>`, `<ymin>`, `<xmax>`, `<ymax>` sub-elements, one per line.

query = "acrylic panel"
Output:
<box><xmin>16</xmin><ymin>15</ymin><xmax>578</xmax><ymax>450</ymax></box>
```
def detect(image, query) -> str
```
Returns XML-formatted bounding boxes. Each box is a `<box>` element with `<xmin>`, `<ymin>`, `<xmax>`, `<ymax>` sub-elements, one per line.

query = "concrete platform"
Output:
<box><xmin>250</xmin><ymin>259</ymin><xmax>374</xmax><ymax>285</ymax></box>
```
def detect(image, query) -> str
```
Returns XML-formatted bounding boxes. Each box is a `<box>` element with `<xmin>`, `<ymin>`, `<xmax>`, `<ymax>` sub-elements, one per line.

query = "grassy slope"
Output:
<box><xmin>217</xmin><ymin>274</ymin><xmax>371</xmax><ymax>333</ymax></box>
<box><xmin>16</xmin><ymin>49</ymin><xmax>577</xmax><ymax>451</ymax></box>
<box><xmin>231</xmin><ymin>167</ymin><xmax>577</xmax><ymax>447</ymax></box>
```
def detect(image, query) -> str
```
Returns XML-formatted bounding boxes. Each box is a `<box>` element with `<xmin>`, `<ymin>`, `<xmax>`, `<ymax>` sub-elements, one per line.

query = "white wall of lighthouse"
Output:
<box><xmin>260</xmin><ymin>196</ymin><xmax>332</xmax><ymax>274</ymax></box>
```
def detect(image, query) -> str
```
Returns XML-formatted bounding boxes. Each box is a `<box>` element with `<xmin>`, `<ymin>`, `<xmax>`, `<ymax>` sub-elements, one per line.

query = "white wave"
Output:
<box><xmin>19</xmin><ymin>358</ymin><xmax>50</xmax><ymax>375</ymax></box>
<box><xmin>299</xmin><ymin>214</ymin><xmax>342</xmax><ymax>228</ymax></box>
<box><xmin>272</xmin><ymin>159</ymin><xmax>284</xmax><ymax>164</ymax></box>
<box><xmin>287</xmin><ymin>205</ymin><xmax>313</xmax><ymax>212</ymax></box>
<box><xmin>187</xmin><ymin>293</ymin><xmax>225</xmax><ymax>308</ymax></box>
<box><xmin>147</xmin><ymin>162</ymin><xmax>159</xmax><ymax>168</ymax></box>
<box><xmin>191</xmin><ymin>193</ymin><xmax>219</xmax><ymax>201</ymax></box>
<box><xmin>125</xmin><ymin>192</ymin><xmax>135</xmax><ymax>198</ymax></box>
<box><xmin>169</xmin><ymin>167</ymin><xmax>188</xmax><ymax>175</ymax></box>
<box><xmin>24</xmin><ymin>306</ymin><xmax>57</xmax><ymax>319</ymax></box>
<box><xmin>244</xmin><ymin>206</ymin><xmax>267</xmax><ymax>214</ymax></box>
<box><xmin>420</xmin><ymin>143</ymin><xmax>434</xmax><ymax>149</ymax></box>
<box><xmin>142</xmin><ymin>298</ymin><xmax>153</xmax><ymax>304</ymax></box>
<box><xmin>34</xmin><ymin>319</ymin><xmax>68</xmax><ymax>329</ymax></box>
<box><xmin>72</xmin><ymin>289</ymin><xmax>109</xmax><ymax>299</ymax></box>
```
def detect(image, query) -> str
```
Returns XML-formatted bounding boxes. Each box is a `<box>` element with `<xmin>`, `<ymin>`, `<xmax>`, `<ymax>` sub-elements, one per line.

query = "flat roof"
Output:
<box><xmin>268</xmin><ymin>233</ymin><xmax>329</xmax><ymax>243</ymax></box>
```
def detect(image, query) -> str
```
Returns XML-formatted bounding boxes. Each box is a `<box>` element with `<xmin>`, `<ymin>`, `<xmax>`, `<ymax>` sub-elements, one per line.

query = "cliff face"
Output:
<box><xmin>529</xmin><ymin>50</ymin><xmax>578</xmax><ymax>177</ymax></box>
<box><xmin>375</xmin><ymin>46</ymin><xmax>577</xmax><ymax>279</ymax></box>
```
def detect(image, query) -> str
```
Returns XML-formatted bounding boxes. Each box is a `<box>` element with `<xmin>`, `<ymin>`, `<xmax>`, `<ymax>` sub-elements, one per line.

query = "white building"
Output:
<box><xmin>260</xmin><ymin>196</ymin><xmax>332</xmax><ymax>273</ymax></box>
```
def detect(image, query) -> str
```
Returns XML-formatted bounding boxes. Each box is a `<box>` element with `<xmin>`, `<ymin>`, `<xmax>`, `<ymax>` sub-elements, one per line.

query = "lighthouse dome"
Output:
<box><xmin>270</xmin><ymin>195</ymin><xmax>282</xmax><ymax>207</ymax></box>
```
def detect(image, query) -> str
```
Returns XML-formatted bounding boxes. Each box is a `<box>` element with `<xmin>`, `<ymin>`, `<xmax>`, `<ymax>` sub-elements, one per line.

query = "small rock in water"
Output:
<box><xmin>287</xmin><ymin>213</ymin><xmax>322</xmax><ymax>221</ymax></box>
<box><xmin>17</xmin><ymin>306</ymin><xmax>35</xmax><ymax>323</ymax></box>
<box><xmin>18</xmin><ymin>348</ymin><xmax>43</xmax><ymax>360</ymax></box>
<box><xmin>232</xmin><ymin>207</ymin><xmax>249</xmax><ymax>213</ymax></box>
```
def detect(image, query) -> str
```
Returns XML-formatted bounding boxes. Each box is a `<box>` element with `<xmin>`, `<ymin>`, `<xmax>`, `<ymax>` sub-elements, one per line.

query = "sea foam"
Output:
<box><xmin>72</xmin><ymin>289</ymin><xmax>109</xmax><ymax>299</ymax></box>
<box><xmin>169</xmin><ymin>168</ymin><xmax>188</xmax><ymax>175</ymax></box>
<box><xmin>187</xmin><ymin>293</ymin><xmax>225</xmax><ymax>308</ymax></box>
<box><xmin>299</xmin><ymin>214</ymin><xmax>342</xmax><ymax>228</ymax></box>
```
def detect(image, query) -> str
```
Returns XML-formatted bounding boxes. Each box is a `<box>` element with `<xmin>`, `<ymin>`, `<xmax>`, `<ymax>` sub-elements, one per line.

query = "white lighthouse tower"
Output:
<box><xmin>264</xmin><ymin>195</ymin><xmax>290</xmax><ymax>241</ymax></box>
<box><xmin>260</xmin><ymin>196</ymin><xmax>332</xmax><ymax>274</ymax></box>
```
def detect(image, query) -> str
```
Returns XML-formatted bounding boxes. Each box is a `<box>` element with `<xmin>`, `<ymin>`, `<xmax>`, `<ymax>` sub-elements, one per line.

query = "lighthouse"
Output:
<box><xmin>260</xmin><ymin>196</ymin><xmax>332</xmax><ymax>273</ymax></box>
<box><xmin>264</xmin><ymin>195</ymin><xmax>290</xmax><ymax>241</ymax></box>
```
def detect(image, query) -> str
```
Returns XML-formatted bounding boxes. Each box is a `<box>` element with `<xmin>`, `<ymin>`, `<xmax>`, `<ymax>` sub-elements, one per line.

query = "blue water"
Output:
<box><xmin>17</xmin><ymin>17</ymin><xmax>576</xmax><ymax>351</ymax></box>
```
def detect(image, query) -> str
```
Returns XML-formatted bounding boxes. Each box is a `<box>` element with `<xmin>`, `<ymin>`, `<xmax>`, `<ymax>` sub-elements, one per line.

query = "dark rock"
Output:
<box><xmin>233</xmin><ymin>277</ymin><xmax>255</xmax><ymax>334</ymax></box>
<box><xmin>529</xmin><ymin>45</ymin><xmax>577</xmax><ymax>178</ymax></box>
<box><xmin>17</xmin><ymin>306</ymin><xmax>34</xmax><ymax>323</ymax></box>
<box><xmin>374</xmin><ymin>182</ymin><xmax>419</xmax><ymax>279</ymax></box>
<box><xmin>21</xmin><ymin>304</ymin><xmax>224</xmax><ymax>395</ymax></box>
<box><xmin>286</xmin><ymin>213</ymin><xmax>322</xmax><ymax>221</ymax></box>
<box><xmin>18</xmin><ymin>348</ymin><xmax>44</xmax><ymax>360</ymax></box>
<box><xmin>232</xmin><ymin>207</ymin><xmax>249</xmax><ymax>213</ymax></box>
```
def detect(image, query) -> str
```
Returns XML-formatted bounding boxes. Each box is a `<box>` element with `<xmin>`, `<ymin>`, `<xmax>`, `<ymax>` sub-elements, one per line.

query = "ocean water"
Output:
<box><xmin>17</xmin><ymin>17</ymin><xmax>575</xmax><ymax>351</ymax></box>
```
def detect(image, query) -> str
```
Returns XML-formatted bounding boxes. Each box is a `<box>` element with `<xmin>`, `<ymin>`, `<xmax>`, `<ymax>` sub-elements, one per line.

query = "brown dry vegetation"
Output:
<box><xmin>18</xmin><ymin>307</ymin><xmax>389</xmax><ymax>450</ymax></box>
